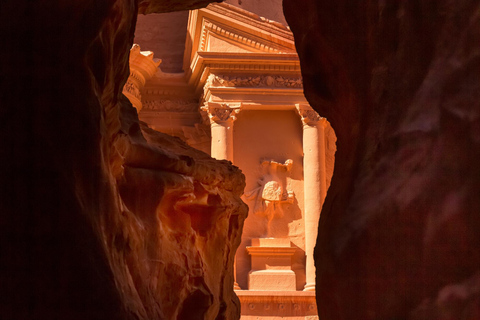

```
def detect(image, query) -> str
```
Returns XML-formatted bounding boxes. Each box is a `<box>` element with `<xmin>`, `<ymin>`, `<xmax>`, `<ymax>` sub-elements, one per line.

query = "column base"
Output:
<box><xmin>249</xmin><ymin>270</ymin><xmax>296</xmax><ymax>291</ymax></box>
<box><xmin>303</xmin><ymin>283</ymin><xmax>315</xmax><ymax>292</ymax></box>
<box><xmin>234</xmin><ymin>282</ymin><xmax>241</xmax><ymax>290</ymax></box>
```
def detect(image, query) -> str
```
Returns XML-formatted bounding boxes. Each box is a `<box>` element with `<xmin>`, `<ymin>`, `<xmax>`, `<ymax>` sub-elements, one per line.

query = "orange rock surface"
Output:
<box><xmin>284</xmin><ymin>0</ymin><xmax>480</xmax><ymax>319</ymax></box>
<box><xmin>0</xmin><ymin>1</ymin><xmax>246</xmax><ymax>319</ymax></box>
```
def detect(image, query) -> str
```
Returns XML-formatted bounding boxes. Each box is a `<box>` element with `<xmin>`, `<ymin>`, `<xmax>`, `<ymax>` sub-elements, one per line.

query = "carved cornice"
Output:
<box><xmin>200</xmin><ymin>18</ymin><xmax>293</xmax><ymax>54</ymax></box>
<box><xmin>201</xmin><ymin>102</ymin><xmax>241</xmax><ymax>122</ymax></box>
<box><xmin>205</xmin><ymin>74</ymin><xmax>303</xmax><ymax>89</ymax></box>
<box><xmin>185</xmin><ymin>2</ymin><xmax>299</xmax><ymax>92</ymax></box>
<box><xmin>207</xmin><ymin>3</ymin><xmax>293</xmax><ymax>40</ymax></box>
<box><xmin>295</xmin><ymin>104</ymin><xmax>326</xmax><ymax>126</ymax></box>
<box><xmin>197</xmin><ymin>52</ymin><xmax>300</xmax><ymax>72</ymax></box>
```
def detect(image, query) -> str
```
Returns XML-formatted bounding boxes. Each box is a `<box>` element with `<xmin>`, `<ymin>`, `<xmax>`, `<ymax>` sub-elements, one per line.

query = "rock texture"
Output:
<box><xmin>134</xmin><ymin>12</ymin><xmax>189</xmax><ymax>73</ymax></box>
<box><xmin>0</xmin><ymin>0</ymin><xmax>246</xmax><ymax>320</ymax></box>
<box><xmin>283</xmin><ymin>0</ymin><xmax>480</xmax><ymax>319</ymax></box>
<box><xmin>224</xmin><ymin>0</ymin><xmax>287</xmax><ymax>27</ymax></box>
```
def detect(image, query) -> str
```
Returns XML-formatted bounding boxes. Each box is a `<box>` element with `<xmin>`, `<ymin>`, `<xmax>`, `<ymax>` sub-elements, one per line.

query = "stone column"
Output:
<box><xmin>296</xmin><ymin>104</ymin><xmax>327</xmax><ymax>292</ymax></box>
<box><xmin>202</xmin><ymin>102</ymin><xmax>241</xmax><ymax>290</ymax></box>
<box><xmin>202</xmin><ymin>102</ymin><xmax>240</xmax><ymax>161</ymax></box>
<box><xmin>122</xmin><ymin>44</ymin><xmax>161</xmax><ymax>112</ymax></box>
<box><xmin>233</xmin><ymin>256</ymin><xmax>241</xmax><ymax>290</ymax></box>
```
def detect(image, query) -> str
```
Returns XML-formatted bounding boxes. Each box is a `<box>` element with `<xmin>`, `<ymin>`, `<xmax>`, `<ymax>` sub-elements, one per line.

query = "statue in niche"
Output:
<box><xmin>244</xmin><ymin>159</ymin><xmax>295</xmax><ymax>236</ymax></box>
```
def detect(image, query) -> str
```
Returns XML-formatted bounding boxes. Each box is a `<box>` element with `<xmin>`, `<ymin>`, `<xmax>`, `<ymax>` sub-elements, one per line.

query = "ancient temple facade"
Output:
<box><xmin>126</xmin><ymin>3</ymin><xmax>336</xmax><ymax>319</ymax></box>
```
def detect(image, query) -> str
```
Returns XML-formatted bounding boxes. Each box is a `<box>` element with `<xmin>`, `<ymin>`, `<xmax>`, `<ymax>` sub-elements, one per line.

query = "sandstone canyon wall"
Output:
<box><xmin>284</xmin><ymin>0</ymin><xmax>480</xmax><ymax>319</ymax></box>
<box><xmin>134</xmin><ymin>11</ymin><xmax>189</xmax><ymax>73</ymax></box>
<box><xmin>0</xmin><ymin>1</ymin><xmax>249</xmax><ymax>320</ymax></box>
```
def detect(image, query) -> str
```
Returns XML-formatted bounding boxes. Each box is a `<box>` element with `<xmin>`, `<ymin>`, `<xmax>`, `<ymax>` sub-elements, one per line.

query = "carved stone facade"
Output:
<box><xmin>130</xmin><ymin>3</ymin><xmax>336</xmax><ymax>319</ymax></box>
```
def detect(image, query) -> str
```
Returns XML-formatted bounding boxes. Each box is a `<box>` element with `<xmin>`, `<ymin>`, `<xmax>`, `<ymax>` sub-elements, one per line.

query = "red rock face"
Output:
<box><xmin>283</xmin><ymin>0</ymin><xmax>480</xmax><ymax>319</ymax></box>
<box><xmin>0</xmin><ymin>1</ymin><xmax>246</xmax><ymax>319</ymax></box>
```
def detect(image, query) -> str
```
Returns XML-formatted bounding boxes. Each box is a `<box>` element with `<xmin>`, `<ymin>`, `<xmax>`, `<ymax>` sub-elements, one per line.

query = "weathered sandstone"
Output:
<box><xmin>0</xmin><ymin>1</ymin><xmax>247</xmax><ymax>320</ymax></box>
<box><xmin>284</xmin><ymin>0</ymin><xmax>480</xmax><ymax>319</ymax></box>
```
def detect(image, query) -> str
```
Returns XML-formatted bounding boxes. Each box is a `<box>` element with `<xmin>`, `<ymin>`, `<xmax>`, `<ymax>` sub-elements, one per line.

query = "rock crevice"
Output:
<box><xmin>284</xmin><ymin>0</ymin><xmax>480</xmax><ymax>319</ymax></box>
<box><xmin>0</xmin><ymin>0</ymin><xmax>247</xmax><ymax>319</ymax></box>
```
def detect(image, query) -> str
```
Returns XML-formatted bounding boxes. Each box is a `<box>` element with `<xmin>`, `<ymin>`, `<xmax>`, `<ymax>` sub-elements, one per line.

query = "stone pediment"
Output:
<box><xmin>185</xmin><ymin>3</ymin><xmax>295</xmax><ymax>61</ymax></box>
<box><xmin>184</xmin><ymin>3</ymin><xmax>300</xmax><ymax>93</ymax></box>
<box><xmin>199</xmin><ymin>17</ymin><xmax>295</xmax><ymax>54</ymax></box>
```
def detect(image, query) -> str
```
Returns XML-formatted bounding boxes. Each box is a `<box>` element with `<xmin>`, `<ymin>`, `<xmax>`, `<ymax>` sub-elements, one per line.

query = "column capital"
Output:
<box><xmin>295</xmin><ymin>104</ymin><xmax>326</xmax><ymax>127</ymax></box>
<box><xmin>122</xmin><ymin>44</ymin><xmax>161</xmax><ymax>112</ymax></box>
<box><xmin>201</xmin><ymin>102</ymin><xmax>242</xmax><ymax>123</ymax></box>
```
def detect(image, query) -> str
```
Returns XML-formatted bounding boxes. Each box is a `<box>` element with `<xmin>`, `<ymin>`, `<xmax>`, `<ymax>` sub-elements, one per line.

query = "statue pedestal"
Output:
<box><xmin>247</xmin><ymin>238</ymin><xmax>296</xmax><ymax>291</ymax></box>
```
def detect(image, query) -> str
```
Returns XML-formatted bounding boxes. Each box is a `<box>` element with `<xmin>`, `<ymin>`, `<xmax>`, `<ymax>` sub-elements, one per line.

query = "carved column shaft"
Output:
<box><xmin>210</xmin><ymin>119</ymin><xmax>234</xmax><ymax>161</ymax></box>
<box><xmin>296</xmin><ymin>104</ymin><xmax>327</xmax><ymax>292</ymax></box>
<box><xmin>202</xmin><ymin>103</ymin><xmax>239</xmax><ymax>161</ymax></box>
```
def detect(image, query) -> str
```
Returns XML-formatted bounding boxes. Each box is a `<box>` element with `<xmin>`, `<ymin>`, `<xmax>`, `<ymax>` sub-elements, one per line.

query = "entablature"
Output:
<box><xmin>187</xmin><ymin>52</ymin><xmax>301</xmax><ymax>94</ymax></box>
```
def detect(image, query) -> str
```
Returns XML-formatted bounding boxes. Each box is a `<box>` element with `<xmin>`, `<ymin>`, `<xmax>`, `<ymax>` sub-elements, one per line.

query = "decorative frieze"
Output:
<box><xmin>206</xmin><ymin>74</ymin><xmax>303</xmax><ymax>89</ymax></box>
<box><xmin>142</xmin><ymin>99</ymin><xmax>199</xmax><ymax>112</ymax></box>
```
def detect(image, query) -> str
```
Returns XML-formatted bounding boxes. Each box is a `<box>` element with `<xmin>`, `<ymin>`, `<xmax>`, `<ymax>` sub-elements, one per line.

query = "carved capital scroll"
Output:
<box><xmin>295</xmin><ymin>104</ymin><xmax>326</xmax><ymax>126</ymax></box>
<box><xmin>201</xmin><ymin>102</ymin><xmax>242</xmax><ymax>123</ymax></box>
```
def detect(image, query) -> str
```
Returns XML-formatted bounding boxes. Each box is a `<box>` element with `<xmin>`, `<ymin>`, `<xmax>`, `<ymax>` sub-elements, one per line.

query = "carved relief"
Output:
<box><xmin>244</xmin><ymin>159</ymin><xmax>294</xmax><ymax>236</ymax></box>
<box><xmin>123</xmin><ymin>79</ymin><xmax>141</xmax><ymax>100</ymax></box>
<box><xmin>201</xmin><ymin>103</ymin><xmax>241</xmax><ymax>122</ymax></box>
<box><xmin>204</xmin><ymin>73</ymin><xmax>216</xmax><ymax>92</ymax></box>
<box><xmin>295</xmin><ymin>104</ymin><xmax>323</xmax><ymax>125</ymax></box>
<box><xmin>142</xmin><ymin>99</ymin><xmax>199</xmax><ymax>112</ymax></box>
<box><xmin>208</xmin><ymin>74</ymin><xmax>303</xmax><ymax>88</ymax></box>
<box><xmin>213</xmin><ymin>108</ymin><xmax>233</xmax><ymax>121</ymax></box>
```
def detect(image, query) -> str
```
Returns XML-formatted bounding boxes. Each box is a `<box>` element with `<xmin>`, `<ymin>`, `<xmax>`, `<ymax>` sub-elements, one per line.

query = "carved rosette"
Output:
<box><xmin>295</xmin><ymin>104</ymin><xmax>325</xmax><ymax>126</ymax></box>
<box><xmin>201</xmin><ymin>102</ymin><xmax>241</xmax><ymax>123</ymax></box>
<box><xmin>122</xmin><ymin>44</ymin><xmax>161</xmax><ymax>112</ymax></box>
